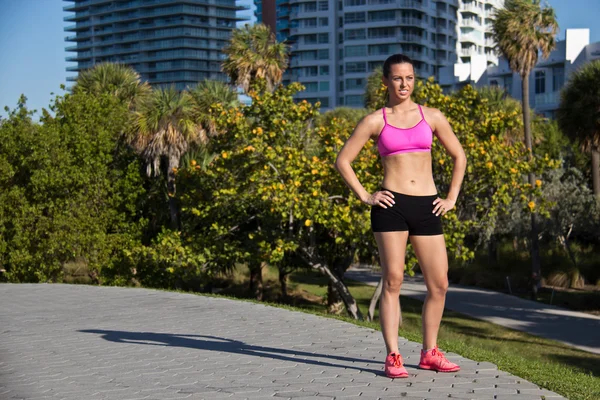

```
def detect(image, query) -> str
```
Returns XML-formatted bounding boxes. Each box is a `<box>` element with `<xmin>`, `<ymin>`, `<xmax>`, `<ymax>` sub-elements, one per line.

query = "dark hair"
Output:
<box><xmin>383</xmin><ymin>54</ymin><xmax>414</xmax><ymax>78</ymax></box>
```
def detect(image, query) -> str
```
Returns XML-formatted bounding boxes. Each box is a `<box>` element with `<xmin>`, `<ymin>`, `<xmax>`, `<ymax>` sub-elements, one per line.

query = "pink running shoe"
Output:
<box><xmin>418</xmin><ymin>346</ymin><xmax>460</xmax><ymax>372</ymax></box>
<box><xmin>384</xmin><ymin>352</ymin><xmax>409</xmax><ymax>378</ymax></box>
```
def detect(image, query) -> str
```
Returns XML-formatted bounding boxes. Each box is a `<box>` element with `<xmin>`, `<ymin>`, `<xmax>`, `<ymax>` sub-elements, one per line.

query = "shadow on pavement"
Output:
<box><xmin>79</xmin><ymin>329</ymin><xmax>383</xmax><ymax>376</ymax></box>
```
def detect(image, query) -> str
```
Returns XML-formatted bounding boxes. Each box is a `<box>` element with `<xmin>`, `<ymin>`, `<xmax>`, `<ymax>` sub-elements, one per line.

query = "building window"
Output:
<box><xmin>303</xmin><ymin>18</ymin><xmax>317</xmax><ymax>28</ymax></box>
<box><xmin>345</xmin><ymin>78</ymin><xmax>364</xmax><ymax>90</ymax></box>
<box><xmin>319</xmin><ymin>17</ymin><xmax>329</xmax><ymax>26</ymax></box>
<box><xmin>553</xmin><ymin>67</ymin><xmax>564</xmax><ymax>91</ymax></box>
<box><xmin>368</xmin><ymin>27</ymin><xmax>396</xmax><ymax>39</ymax></box>
<box><xmin>305</xmin><ymin>66</ymin><xmax>318</xmax><ymax>76</ymax></box>
<box><xmin>320</xmin><ymin>65</ymin><xmax>330</xmax><ymax>75</ymax></box>
<box><xmin>490</xmin><ymin>79</ymin><xmax>499</xmax><ymax>87</ymax></box>
<box><xmin>304</xmin><ymin>82</ymin><xmax>318</xmax><ymax>92</ymax></box>
<box><xmin>318</xmin><ymin>49</ymin><xmax>329</xmax><ymax>59</ymax></box>
<box><xmin>345</xmin><ymin>0</ymin><xmax>366</xmax><ymax>6</ymax></box>
<box><xmin>318</xmin><ymin>1</ymin><xmax>329</xmax><ymax>11</ymax></box>
<box><xmin>345</xmin><ymin>45</ymin><xmax>367</xmax><ymax>57</ymax></box>
<box><xmin>319</xmin><ymin>81</ymin><xmax>330</xmax><ymax>91</ymax></box>
<box><xmin>504</xmin><ymin>75</ymin><xmax>513</xmax><ymax>92</ymax></box>
<box><xmin>304</xmin><ymin>34</ymin><xmax>317</xmax><ymax>44</ymax></box>
<box><xmin>318</xmin><ymin>33</ymin><xmax>329</xmax><ymax>43</ymax></box>
<box><xmin>346</xmin><ymin>62</ymin><xmax>366</xmax><ymax>73</ymax></box>
<box><xmin>368</xmin><ymin>44</ymin><xmax>400</xmax><ymax>56</ymax></box>
<box><xmin>345</xmin><ymin>12</ymin><xmax>366</xmax><ymax>24</ymax></box>
<box><xmin>345</xmin><ymin>29</ymin><xmax>366</xmax><ymax>41</ymax></box>
<box><xmin>345</xmin><ymin>95</ymin><xmax>364</xmax><ymax>106</ymax></box>
<box><xmin>368</xmin><ymin>10</ymin><xmax>395</xmax><ymax>22</ymax></box>
<box><xmin>304</xmin><ymin>2</ymin><xmax>317</xmax><ymax>12</ymax></box>
<box><xmin>535</xmin><ymin>70</ymin><xmax>545</xmax><ymax>94</ymax></box>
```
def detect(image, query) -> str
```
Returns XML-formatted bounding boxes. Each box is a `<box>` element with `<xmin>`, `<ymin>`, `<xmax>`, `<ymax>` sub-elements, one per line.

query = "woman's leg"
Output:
<box><xmin>374</xmin><ymin>231</ymin><xmax>409</xmax><ymax>355</ymax></box>
<box><xmin>409</xmin><ymin>234</ymin><xmax>449</xmax><ymax>350</ymax></box>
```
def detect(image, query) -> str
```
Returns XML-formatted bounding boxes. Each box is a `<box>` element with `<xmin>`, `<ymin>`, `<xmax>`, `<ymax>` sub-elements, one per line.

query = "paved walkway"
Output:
<box><xmin>0</xmin><ymin>284</ymin><xmax>565</xmax><ymax>400</ymax></box>
<box><xmin>345</xmin><ymin>265</ymin><xmax>600</xmax><ymax>355</ymax></box>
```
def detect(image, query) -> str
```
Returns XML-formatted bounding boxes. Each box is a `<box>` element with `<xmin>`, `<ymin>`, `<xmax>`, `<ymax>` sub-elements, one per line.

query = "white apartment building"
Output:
<box><xmin>440</xmin><ymin>29</ymin><xmax>600</xmax><ymax>118</ymax></box>
<box><xmin>457</xmin><ymin>0</ymin><xmax>504</xmax><ymax>66</ymax></box>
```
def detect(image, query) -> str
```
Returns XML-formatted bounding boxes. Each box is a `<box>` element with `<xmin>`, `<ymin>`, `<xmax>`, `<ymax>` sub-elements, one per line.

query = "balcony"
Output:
<box><xmin>460</xmin><ymin>19</ymin><xmax>479</xmax><ymax>28</ymax></box>
<box><xmin>486</xmin><ymin>52</ymin><xmax>499</xmax><ymax>64</ymax></box>
<box><xmin>460</xmin><ymin>3</ymin><xmax>482</xmax><ymax>15</ymax></box>
<box><xmin>535</xmin><ymin>90</ymin><xmax>561</xmax><ymax>108</ymax></box>
<box><xmin>461</xmin><ymin>32</ymin><xmax>483</xmax><ymax>44</ymax></box>
<box><xmin>460</xmin><ymin>47</ymin><xmax>479</xmax><ymax>57</ymax></box>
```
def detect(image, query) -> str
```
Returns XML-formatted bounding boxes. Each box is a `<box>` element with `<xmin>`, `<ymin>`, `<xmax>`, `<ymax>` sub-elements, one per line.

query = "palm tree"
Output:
<box><xmin>557</xmin><ymin>60</ymin><xmax>600</xmax><ymax>198</ymax></box>
<box><xmin>188</xmin><ymin>79</ymin><xmax>239</xmax><ymax>137</ymax></box>
<box><xmin>72</xmin><ymin>62</ymin><xmax>151</xmax><ymax>108</ymax></box>
<box><xmin>129</xmin><ymin>86</ymin><xmax>205</xmax><ymax>229</ymax></box>
<box><xmin>492</xmin><ymin>0</ymin><xmax>558</xmax><ymax>291</ymax></box>
<box><xmin>221</xmin><ymin>23</ymin><xmax>288</xmax><ymax>93</ymax></box>
<box><xmin>492</xmin><ymin>0</ymin><xmax>558</xmax><ymax>152</ymax></box>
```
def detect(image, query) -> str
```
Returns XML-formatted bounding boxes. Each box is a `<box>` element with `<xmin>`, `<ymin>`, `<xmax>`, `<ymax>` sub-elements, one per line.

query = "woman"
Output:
<box><xmin>335</xmin><ymin>54</ymin><xmax>466</xmax><ymax>378</ymax></box>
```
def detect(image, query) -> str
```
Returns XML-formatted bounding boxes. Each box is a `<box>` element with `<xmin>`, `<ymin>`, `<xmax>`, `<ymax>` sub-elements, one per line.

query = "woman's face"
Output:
<box><xmin>383</xmin><ymin>62</ymin><xmax>415</xmax><ymax>101</ymax></box>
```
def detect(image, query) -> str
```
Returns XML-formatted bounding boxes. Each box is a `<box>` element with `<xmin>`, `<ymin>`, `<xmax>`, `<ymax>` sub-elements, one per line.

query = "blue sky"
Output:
<box><xmin>1</xmin><ymin>0</ymin><xmax>599</xmax><ymax>118</ymax></box>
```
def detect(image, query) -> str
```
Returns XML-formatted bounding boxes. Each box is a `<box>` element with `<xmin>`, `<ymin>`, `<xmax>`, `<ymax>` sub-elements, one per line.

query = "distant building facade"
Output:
<box><xmin>255</xmin><ymin>0</ymin><xmax>465</xmax><ymax>109</ymax></box>
<box><xmin>440</xmin><ymin>29</ymin><xmax>600</xmax><ymax>118</ymax></box>
<box><xmin>457</xmin><ymin>0</ymin><xmax>503</xmax><ymax>66</ymax></box>
<box><xmin>64</xmin><ymin>0</ymin><xmax>249</xmax><ymax>90</ymax></box>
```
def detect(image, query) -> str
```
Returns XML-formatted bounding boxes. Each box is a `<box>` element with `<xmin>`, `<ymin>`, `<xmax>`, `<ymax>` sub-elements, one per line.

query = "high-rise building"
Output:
<box><xmin>457</xmin><ymin>0</ymin><xmax>503</xmax><ymax>66</ymax></box>
<box><xmin>254</xmin><ymin>0</ymin><xmax>461</xmax><ymax>109</ymax></box>
<box><xmin>64</xmin><ymin>0</ymin><xmax>249</xmax><ymax>90</ymax></box>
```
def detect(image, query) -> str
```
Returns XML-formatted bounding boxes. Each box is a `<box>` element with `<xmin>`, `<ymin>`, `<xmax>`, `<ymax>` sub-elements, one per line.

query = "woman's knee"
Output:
<box><xmin>383</xmin><ymin>270</ymin><xmax>404</xmax><ymax>293</ymax></box>
<box><xmin>428</xmin><ymin>277</ymin><xmax>449</xmax><ymax>298</ymax></box>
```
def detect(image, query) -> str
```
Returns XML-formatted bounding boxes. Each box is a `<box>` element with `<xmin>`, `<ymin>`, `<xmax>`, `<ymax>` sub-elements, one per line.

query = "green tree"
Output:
<box><xmin>72</xmin><ymin>62</ymin><xmax>151</xmax><ymax>109</ymax></box>
<box><xmin>364</xmin><ymin>67</ymin><xmax>386</xmax><ymax>111</ymax></box>
<box><xmin>0</xmin><ymin>93</ymin><xmax>146</xmax><ymax>283</ymax></box>
<box><xmin>491</xmin><ymin>0</ymin><xmax>558</xmax><ymax>288</ymax></box>
<box><xmin>128</xmin><ymin>86</ymin><xmax>204</xmax><ymax>230</ymax></box>
<box><xmin>221</xmin><ymin>24</ymin><xmax>288</xmax><ymax>93</ymax></box>
<box><xmin>188</xmin><ymin>79</ymin><xmax>240</xmax><ymax>137</ymax></box>
<box><xmin>557</xmin><ymin>60</ymin><xmax>600</xmax><ymax>197</ymax></box>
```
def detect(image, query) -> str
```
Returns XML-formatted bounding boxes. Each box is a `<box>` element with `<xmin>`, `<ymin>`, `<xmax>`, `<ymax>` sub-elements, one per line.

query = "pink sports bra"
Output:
<box><xmin>377</xmin><ymin>105</ymin><xmax>433</xmax><ymax>157</ymax></box>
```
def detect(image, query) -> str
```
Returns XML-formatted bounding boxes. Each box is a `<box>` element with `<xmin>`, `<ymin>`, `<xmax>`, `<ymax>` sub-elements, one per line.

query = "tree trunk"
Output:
<box><xmin>302</xmin><ymin>251</ymin><xmax>364</xmax><ymax>320</ymax></box>
<box><xmin>167</xmin><ymin>155</ymin><xmax>180</xmax><ymax>230</ymax></box>
<box><xmin>368</xmin><ymin>277</ymin><xmax>402</xmax><ymax>326</ymax></box>
<box><xmin>327</xmin><ymin>281</ymin><xmax>344</xmax><ymax>314</ymax></box>
<box><xmin>249</xmin><ymin>262</ymin><xmax>263</xmax><ymax>301</ymax></box>
<box><xmin>368</xmin><ymin>278</ymin><xmax>383</xmax><ymax>322</ymax></box>
<box><xmin>592</xmin><ymin>148</ymin><xmax>600</xmax><ymax>198</ymax></box>
<box><xmin>488</xmin><ymin>234</ymin><xmax>498</xmax><ymax>265</ymax></box>
<box><xmin>278</xmin><ymin>267</ymin><xmax>289</xmax><ymax>302</ymax></box>
<box><xmin>522</xmin><ymin>75</ymin><xmax>542</xmax><ymax>292</ymax></box>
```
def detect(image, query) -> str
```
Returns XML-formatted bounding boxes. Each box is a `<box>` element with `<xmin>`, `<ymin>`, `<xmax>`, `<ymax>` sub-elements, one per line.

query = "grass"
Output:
<box><xmin>208</xmin><ymin>264</ymin><xmax>600</xmax><ymax>400</ymax></box>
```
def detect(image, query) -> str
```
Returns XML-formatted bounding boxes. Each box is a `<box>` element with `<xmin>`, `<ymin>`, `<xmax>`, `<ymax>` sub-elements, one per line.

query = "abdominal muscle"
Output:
<box><xmin>380</xmin><ymin>151</ymin><xmax>438</xmax><ymax>195</ymax></box>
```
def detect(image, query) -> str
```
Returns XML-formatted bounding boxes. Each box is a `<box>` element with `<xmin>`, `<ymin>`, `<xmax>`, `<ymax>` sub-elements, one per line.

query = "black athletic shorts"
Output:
<box><xmin>370</xmin><ymin>188</ymin><xmax>443</xmax><ymax>235</ymax></box>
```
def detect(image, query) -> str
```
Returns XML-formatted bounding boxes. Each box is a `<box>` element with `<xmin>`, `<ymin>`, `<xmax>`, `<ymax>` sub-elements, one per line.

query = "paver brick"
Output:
<box><xmin>0</xmin><ymin>284</ymin><xmax>566</xmax><ymax>400</ymax></box>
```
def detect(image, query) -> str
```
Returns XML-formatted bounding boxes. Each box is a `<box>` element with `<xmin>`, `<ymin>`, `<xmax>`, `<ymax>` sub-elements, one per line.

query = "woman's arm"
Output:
<box><xmin>429</xmin><ymin>108</ymin><xmax>467</xmax><ymax>213</ymax></box>
<box><xmin>334</xmin><ymin>114</ymin><xmax>394</xmax><ymax>208</ymax></box>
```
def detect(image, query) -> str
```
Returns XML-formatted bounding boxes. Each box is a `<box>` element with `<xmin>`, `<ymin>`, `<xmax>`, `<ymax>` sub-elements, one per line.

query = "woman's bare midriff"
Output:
<box><xmin>380</xmin><ymin>151</ymin><xmax>437</xmax><ymax>195</ymax></box>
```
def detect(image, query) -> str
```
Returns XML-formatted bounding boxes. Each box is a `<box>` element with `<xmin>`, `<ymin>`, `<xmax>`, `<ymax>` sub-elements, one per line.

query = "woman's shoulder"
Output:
<box><xmin>419</xmin><ymin>104</ymin><xmax>444</xmax><ymax>119</ymax></box>
<box><xmin>356</xmin><ymin>108</ymin><xmax>386</xmax><ymax>131</ymax></box>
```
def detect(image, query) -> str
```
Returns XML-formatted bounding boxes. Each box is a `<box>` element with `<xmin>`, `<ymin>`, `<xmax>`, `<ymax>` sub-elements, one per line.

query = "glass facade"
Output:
<box><xmin>255</xmin><ymin>0</ymin><xmax>460</xmax><ymax>109</ymax></box>
<box><xmin>64</xmin><ymin>0</ymin><xmax>249</xmax><ymax>89</ymax></box>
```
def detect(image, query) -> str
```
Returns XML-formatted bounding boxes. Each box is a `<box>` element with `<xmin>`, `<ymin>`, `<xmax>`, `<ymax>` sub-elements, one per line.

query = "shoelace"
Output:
<box><xmin>431</xmin><ymin>348</ymin><xmax>453</xmax><ymax>366</ymax></box>
<box><xmin>392</xmin><ymin>353</ymin><xmax>402</xmax><ymax>367</ymax></box>
<box><xmin>431</xmin><ymin>348</ymin><xmax>445</xmax><ymax>358</ymax></box>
